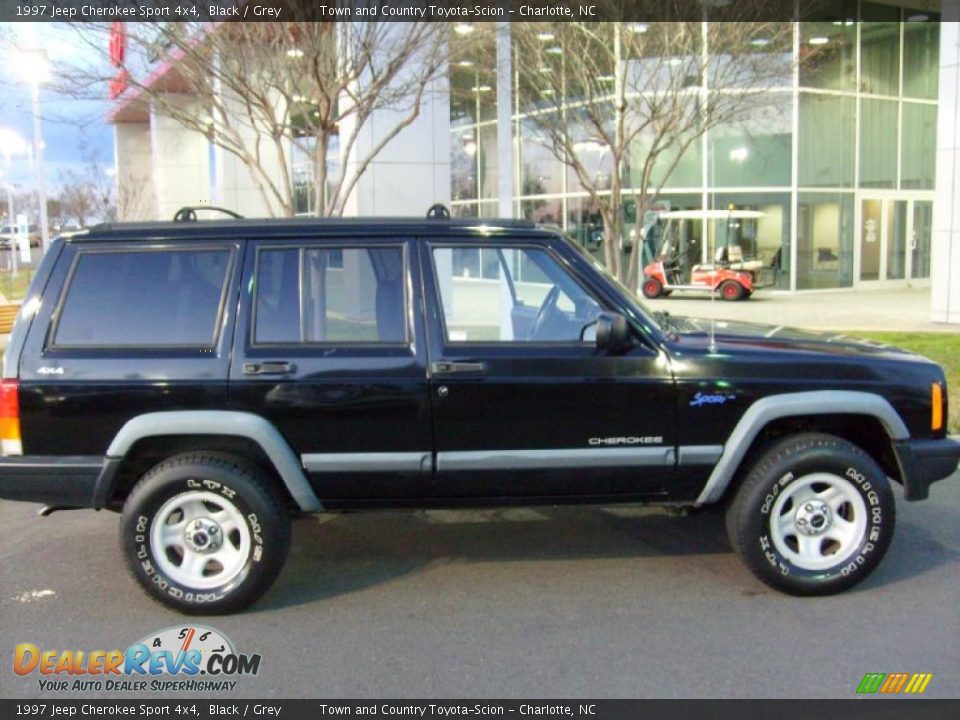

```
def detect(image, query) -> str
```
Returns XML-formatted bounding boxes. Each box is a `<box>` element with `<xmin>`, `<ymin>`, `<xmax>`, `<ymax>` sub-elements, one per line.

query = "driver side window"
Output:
<box><xmin>432</xmin><ymin>245</ymin><xmax>603</xmax><ymax>343</ymax></box>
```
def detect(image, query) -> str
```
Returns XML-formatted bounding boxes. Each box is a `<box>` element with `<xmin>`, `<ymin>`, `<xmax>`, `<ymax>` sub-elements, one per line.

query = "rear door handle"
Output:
<box><xmin>431</xmin><ymin>361</ymin><xmax>487</xmax><ymax>375</ymax></box>
<box><xmin>243</xmin><ymin>361</ymin><xmax>296</xmax><ymax>376</ymax></box>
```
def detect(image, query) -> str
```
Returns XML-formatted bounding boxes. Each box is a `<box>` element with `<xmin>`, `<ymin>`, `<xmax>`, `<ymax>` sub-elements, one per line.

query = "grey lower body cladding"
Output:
<box><xmin>301</xmin><ymin>446</ymin><xmax>723</xmax><ymax>473</ymax></box>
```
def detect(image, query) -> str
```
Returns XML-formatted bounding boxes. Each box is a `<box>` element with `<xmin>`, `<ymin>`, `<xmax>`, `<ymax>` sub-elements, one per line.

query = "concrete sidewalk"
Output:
<box><xmin>646</xmin><ymin>286</ymin><xmax>955</xmax><ymax>333</ymax></box>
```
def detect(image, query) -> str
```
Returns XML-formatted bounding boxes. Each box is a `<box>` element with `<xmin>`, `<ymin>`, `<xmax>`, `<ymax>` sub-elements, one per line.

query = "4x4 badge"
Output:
<box><xmin>36</xmin><ymin>367</ymin><xmax>64</xmax><ymax>375</ymax></box>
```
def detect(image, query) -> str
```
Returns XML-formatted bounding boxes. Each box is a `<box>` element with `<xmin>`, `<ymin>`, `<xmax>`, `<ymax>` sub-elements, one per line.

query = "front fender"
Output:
<box><xmin>694</xmin><ymin>391</ymin><xmax>909</xmax><ymax>506</ymax></box>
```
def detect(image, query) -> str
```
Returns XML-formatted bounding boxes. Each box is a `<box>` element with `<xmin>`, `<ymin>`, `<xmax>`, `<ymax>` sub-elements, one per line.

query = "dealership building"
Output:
<box><xmin>110</xmin><ymin>2</ymin><xmax>960</xmax><ymax>324</ymax></box>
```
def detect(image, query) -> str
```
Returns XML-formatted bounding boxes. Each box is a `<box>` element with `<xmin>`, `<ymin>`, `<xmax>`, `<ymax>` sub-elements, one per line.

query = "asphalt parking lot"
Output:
<box><xmin>1</xmin><ymin>469</ymin><xmax>958</xmax><ymax>700</ymax></box>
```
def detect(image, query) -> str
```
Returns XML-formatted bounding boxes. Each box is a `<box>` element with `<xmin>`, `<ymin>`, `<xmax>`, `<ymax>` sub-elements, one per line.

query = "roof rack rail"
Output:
<box><xmin>173</xmin><ymin>206</ymin><xmax>244</xmax><ymax>222</ymax></box>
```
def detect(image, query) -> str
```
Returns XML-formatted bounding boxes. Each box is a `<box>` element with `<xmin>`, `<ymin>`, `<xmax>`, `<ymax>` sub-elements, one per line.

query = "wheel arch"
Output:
<box><xmin>695</xmin><ymin>391</ymin><xmax>909</xmax><ymax>506</ymax></box>
<box><xmin>94</xmin><ymin>411</ymin><xmax>321</xmax><ymax>512</ymax></box>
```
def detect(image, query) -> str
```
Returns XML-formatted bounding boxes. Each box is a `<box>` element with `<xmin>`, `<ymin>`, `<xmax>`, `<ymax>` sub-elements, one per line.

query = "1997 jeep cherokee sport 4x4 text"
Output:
<box><xmin>1</xmin><ymin>214</ymin><xmax>957</xmax><ymax>614</ymax></box>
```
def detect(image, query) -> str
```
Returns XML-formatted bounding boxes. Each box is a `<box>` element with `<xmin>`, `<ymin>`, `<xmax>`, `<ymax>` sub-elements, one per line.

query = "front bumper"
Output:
<box><xmin>892</xmin><ymin>437</ymin><xmax>960</xmax><ymax>501</ymax></box>
<box><xmin>0</xmin><ymin>456</ymin><xmax>104</xmax><ymax>507</ymax></box>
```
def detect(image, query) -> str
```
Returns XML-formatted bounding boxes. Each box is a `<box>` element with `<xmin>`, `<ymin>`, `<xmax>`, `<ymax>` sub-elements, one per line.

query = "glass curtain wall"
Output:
<box><xmin>448</xmin><ymin>4</ymin><xmax>939</xmax><ymax>291</ymax></box>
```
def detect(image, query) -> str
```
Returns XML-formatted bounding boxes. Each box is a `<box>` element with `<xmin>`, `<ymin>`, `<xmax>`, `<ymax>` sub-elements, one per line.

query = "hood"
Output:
<box><xmin>658</xmin><ymin>313</ymin><xmax>926</xmax><ymax>362</ymax></box>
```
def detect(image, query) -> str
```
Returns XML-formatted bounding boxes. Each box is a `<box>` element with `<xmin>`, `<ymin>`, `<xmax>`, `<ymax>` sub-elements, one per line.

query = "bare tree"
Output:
<box><xmin>513</xmin><ymin>13</ymin><xmax>799</xmax><ymax>289</ymax></box>
<box><xmin>115</xmin><ymin>171</ymin><xmax>155</xmax><ymax>222</ymax></box>
<box><xmin>60</xmin><ymin>16</ymin><xmax>457</xmax><ymax>217</ymax></box>
<box><xmin>57</xmin><ymin>171</ymin><xmax>96</xmax><ymax>227</ymax></box>
<box><xmin>8</xmin><ymin>191</ymin><xmax>37</xmax><ymax>225</ymax></box>
<box><xmin>56</xmin><ymin>151</ymin><xmax>118</xmax><ymax>227</ymax></box>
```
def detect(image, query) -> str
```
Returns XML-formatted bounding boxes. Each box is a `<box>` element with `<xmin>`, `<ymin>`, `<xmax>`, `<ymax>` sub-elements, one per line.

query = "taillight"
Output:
<box><xmin>931</xmin><ymin>382</ymin><xmax>944</xmax><ymax>433</ymax></box>
<box><xmin>0</xmin><ymin>379</ymin><xmax>21</xmax><ymax>456</ymax></box>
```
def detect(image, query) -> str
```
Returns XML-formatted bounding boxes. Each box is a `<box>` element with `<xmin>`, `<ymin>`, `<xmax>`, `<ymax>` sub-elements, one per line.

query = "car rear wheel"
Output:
<box><xmin>121</xmin><ymin>452</ymin><xmax>290</xmax><ymax>614</ymax></box>
<box><xmin>642</xmin><ymin>277</ymin><xmax>663</xmax><ymax>299</ymax></box>
<box><xmin>719</xmin><ymin>280</ymin><xmax>745</xmax><ymax>301</ymax></box>
<box><xmin>725</xmin><ymin>433</ymin><xmax>895</xmax><ymax>595</ymax></box>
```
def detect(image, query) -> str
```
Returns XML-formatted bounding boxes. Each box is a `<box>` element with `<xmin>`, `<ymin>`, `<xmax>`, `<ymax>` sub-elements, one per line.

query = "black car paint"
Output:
<box><xmin>419</xmin><ymin>238</ymin><xmax>679</xmax><ymax>500</ymax></box>
<box><xmin>18</xmin><ymin>240</ymin><xmax>241</xmax><ymax>456</ymax></box>
<box><xmin>668</xmin><ymin>329</ymin><xmax>944</xmax><ymax>447</ymax></box>
<box><xmin>0</xmin><ymin>220</ymin><xmax>952</xmax><ymax>510</ymax></box>
<box><xmin>228</xmin><ymin>237</ymin><xmax>434</xmax><ymax>501</ymax></box>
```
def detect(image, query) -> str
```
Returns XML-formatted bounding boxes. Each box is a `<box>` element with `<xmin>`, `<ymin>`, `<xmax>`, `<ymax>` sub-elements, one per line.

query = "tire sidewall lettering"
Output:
<box><xmin>127</xmin><ymin>475</ymin><xmax>265</xmax><ymax>605</ymax></box>
<box><xmin>754</xmin><ymin>460</ymin><xmax>887</xmax><ymax>581</ymax></box>
<box><xmin>761</xmin><ymin>472</ymin><xmax>794</xmax><ymax>515</ymax></box>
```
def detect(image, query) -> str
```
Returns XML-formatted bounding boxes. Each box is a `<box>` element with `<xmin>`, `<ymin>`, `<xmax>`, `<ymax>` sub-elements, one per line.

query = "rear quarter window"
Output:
<box><xmin>53</xmin><ymin>247</ymin><xmax>233</xmax><ymax>348</ymax></box>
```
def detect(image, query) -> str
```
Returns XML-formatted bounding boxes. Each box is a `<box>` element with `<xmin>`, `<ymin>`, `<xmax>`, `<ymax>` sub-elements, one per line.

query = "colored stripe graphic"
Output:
<box><xmin>857</xmin><ymin>673</ymin><xmax>885</xmax><ymax>694</ymax></box>
<box><xmin>880</xmin><ymin>673</ymin><xmax>909</xmax><ymax>693</ymax></box>
<box><xmin>905</xmin><ymin>674</ymin><xmax>934</xmax><ymax>694</ymax></box>
<box><xmin>858</xmin><ymin>672</ymin><xmax>933</xmax><ymax>695</ymax></box>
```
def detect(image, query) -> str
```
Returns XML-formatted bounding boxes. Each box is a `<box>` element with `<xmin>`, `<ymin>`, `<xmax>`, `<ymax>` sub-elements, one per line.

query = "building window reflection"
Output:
<box><xmin>797</xmin><ymin>193</ymin><xmax>855</xmax><ymax>290</ymax></box>
<box><xmin>449</xmin><ymin>9</ymin><xmax>938</xmax><ymax>292</ymax></box>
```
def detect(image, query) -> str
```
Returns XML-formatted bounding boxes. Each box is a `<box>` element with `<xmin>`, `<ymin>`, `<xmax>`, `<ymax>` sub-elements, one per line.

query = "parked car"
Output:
<box><xmin>0</xmin><ymin>209</ymin><xmax>957</xmax><ymax>614</ymax></box>
<box><xmin>0</xmin><ymin>224</ymin><xmax>41</xmax><ymax>248</ymax></box>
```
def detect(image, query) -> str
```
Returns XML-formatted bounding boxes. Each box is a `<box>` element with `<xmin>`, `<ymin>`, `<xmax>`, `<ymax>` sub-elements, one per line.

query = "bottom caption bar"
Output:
<box><xmin>4</xmin><ymin>700</ymin><xmax>960</xmax><ymax>720</ymax></box>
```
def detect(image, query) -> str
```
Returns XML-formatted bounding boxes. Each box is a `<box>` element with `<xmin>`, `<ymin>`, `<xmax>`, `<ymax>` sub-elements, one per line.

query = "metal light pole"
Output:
<box><xmin>0</xmin><ymin>128</ymin><xmax>28</xmax><ymax>277</ymax></box>
<box><xmin>31</xmin><ymin>80</ymin><xmax>49</xmax><ymax>251</ymax></box>
<box><xmin>22</xmin><ymin>50</ymin><xmax>51</xmax><ymax>251</ymax></box>
<box><xmin>5</xmin><ymin>155</ymin><xmax>15</xmax><ymax>277</ymax></box>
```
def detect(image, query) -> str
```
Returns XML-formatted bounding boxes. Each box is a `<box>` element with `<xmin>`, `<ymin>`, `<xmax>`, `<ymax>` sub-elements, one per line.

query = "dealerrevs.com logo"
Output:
<box><xmin>14</xmin><ymin>625</ymin><xmax>261</xmax><ymax>693</ymax></box>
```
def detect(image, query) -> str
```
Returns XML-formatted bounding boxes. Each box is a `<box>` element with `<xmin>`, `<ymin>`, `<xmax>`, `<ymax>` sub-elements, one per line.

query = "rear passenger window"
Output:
<box><xmin>254</xmin><ymin>246</ymin><xmax>406</xmax><ymax>344</ymax></box>
<box><xmin>54</xmin><ymin>248</ymin><xmax>232</xmax><ymax>348</ymax></box>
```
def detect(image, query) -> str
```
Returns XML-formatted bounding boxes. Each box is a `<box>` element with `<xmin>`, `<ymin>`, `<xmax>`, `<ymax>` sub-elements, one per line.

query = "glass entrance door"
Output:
<box><xmin>858</xmin><ymin>197</ymin><xmax>932</xmax><ymax>285</ymax></box>
<box><xmin>859</xmin><ymin>198</ymin><xmax>883</xmax><ymax>282</ymax></box>
<box><xmin>911</xmin><ymin>201</ymin><xmax>932</xmax><ymax>280</ymax></box>
<box><xmin>886</xmin><ymin>200</ymin><xmax>907</xmax><ymax>280</ymax></box>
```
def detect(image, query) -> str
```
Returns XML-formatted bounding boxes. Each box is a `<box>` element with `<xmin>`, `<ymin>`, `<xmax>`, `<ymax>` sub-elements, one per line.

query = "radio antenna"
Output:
<box><xmin>709</xmin><ymin>274</ymin><xmax>717</xmax><ymax>354</ymax></box>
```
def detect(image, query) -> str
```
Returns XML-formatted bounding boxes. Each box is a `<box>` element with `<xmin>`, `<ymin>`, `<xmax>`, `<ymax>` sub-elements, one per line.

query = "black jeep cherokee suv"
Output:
<box><xmin>1</xmin><ymin>215</ymin><xmax>957</xmax><ymax>613</ymax></box>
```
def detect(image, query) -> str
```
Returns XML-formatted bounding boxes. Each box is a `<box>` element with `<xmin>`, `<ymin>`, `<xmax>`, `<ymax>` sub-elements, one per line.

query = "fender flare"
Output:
<box><xmin>694</xmin><ymin>390</ymin><xmax>909</xmax><ymax>506</ymax></box>
<box><xmin>96</xmin><ymin>410</ymin><xmax>322</xmax><ymax>512</ymax></box>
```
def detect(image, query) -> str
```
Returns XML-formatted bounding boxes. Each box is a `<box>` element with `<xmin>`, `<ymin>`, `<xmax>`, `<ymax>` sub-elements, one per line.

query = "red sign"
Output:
<box><xmin>109</xmin><ymin>22</ymin><xmax>125</xmax><ymax>66</ymax></box>
<box><xmin>109</xmin><ymin>22</ymin><xmax>127</xmax><ymax>99</ymax></box>
<box><xmin>109</xmin><ymin>69</ymin><xmax>129</xmax><ymax>100</ymax></box>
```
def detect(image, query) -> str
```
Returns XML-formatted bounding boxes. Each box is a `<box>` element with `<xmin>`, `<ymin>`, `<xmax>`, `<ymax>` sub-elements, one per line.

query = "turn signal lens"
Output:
<box><xmin>931</xmin><ymin>382</ymin><xmax>943</xmax><ymax>432</ymax></box>
<box><xmin>0</xmin><ymin>379</ymin><xmax>21</xmax><ymax>456</ymax></box>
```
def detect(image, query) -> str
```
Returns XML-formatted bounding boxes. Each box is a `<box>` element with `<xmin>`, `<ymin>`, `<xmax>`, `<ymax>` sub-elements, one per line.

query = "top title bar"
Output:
<box><xmin>2</xmin><ymin>0</ymin><xmax>889</xmax><ymax>24</ymax></box>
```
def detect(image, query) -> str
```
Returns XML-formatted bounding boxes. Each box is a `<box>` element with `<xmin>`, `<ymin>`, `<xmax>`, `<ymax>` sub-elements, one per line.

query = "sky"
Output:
<box><xmin>0</xmin><ymin>23</ymin><xmax>114</xmax><ymax>196</ymax></box>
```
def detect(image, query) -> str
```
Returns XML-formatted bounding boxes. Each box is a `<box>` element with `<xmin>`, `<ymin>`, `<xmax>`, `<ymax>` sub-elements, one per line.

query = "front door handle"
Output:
<box><xmin>431</xmin><ymin>361</ymin><xmax>487</xmax><ymax>375</ymax></box>
<box><xmin>243</xmin><ymin>361</ymin><xmax>296</xmax><ymax>376</ymax></box>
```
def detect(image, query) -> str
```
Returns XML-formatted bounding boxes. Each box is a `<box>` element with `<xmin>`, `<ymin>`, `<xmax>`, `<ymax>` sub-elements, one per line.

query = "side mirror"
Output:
<box><xmin>595</xmin><ymin>312</ymin><xmax>631</xmax><ymax>353</ymax></box>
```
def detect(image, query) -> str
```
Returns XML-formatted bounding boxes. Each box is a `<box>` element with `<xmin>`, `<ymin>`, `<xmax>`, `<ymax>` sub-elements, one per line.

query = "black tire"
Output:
<box><xmin>719</xmin><ymin>280</ymin><xmax>745</xmax><ymax>301</ymax></box>
<box><xmin>121</xmin><ymin>452</ymin><xmax>291</xmax><ymax>614</ymax></box>
<box><xmin>725</xmin><ymin>433</ymin><xmax>895</xmax><ymax>596</ymax></box>
<box><xmin>642</xmin><ymin>277</ymin><xmax>663</xmax><ymax>299</ymax></box>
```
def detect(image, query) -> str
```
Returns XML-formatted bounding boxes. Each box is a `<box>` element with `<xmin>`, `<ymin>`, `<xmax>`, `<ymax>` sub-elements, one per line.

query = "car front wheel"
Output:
<box><xmin>120</xmin><ymin>452</ymin><xmax>291</xmax><ymax>614</ymax></box>
<box><xmin>720</xmin><ymin>280</ymin><xmax>745</xmax><ymax>301</ymax></box>
<box><xmin>726</xmin><ymin>433</ymin><xmax>895</xmax><ymax>595</ymax></box>
<box><xmin>642</xmin><ymin>277</ymin><xmax>663</xmax><ymax>299</ymax></box>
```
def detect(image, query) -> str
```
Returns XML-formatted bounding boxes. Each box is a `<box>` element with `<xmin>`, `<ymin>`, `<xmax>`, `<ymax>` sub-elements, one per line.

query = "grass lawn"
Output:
<box><xmin>0</xmin><ymin>269</ymin><xmax>35</xmax><ymax>302</ymax></box>
<box><xmin>858</xmin><ymin>332</ymin><xmax>960</xmax><ymax>434</ymax></box>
